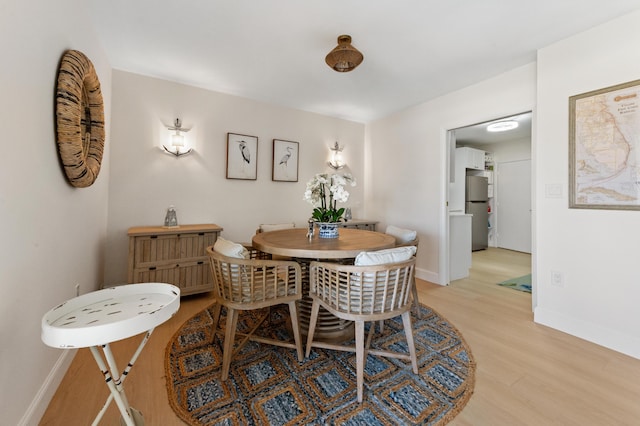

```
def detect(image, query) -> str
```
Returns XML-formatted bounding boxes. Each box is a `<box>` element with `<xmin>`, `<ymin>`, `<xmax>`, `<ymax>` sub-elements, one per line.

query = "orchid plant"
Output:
<box><xmin>303</xmin><ymin>172</ymin><xmax>356</xmax><ymax>223</ymax></box>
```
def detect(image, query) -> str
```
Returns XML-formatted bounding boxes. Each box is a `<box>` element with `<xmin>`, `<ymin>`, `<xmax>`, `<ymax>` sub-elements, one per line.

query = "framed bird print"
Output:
<box><xmin>226</xmin><ymin>132</ymin><xmax>258</xmax><ymax>180</ymax></box>
<box><xmin>272</xmin><ymin>139</ymin><xmax>299</xmax><ymax>182</ymax></box>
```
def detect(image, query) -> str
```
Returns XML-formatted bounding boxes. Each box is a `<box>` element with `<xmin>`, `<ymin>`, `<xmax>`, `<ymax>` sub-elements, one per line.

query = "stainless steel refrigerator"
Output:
<box><xmin>465</xmin><ymin>175</ymin><xmax>488</xmax><ymax>251</ymax></box>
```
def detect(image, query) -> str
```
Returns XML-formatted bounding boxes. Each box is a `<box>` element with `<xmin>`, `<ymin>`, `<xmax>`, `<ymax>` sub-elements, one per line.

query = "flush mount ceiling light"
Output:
<box><xmin>487</xmin><ymin>120</ymin><xmax>519</xmax><ymax>132</ymax></box>
<box><xmin>325</xmin><ymin>35</ymin><xmax>363</xmax><ymax>72</ymax></box>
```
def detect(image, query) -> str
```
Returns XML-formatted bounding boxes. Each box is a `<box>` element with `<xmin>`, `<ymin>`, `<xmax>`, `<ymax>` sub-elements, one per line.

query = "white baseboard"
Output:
<box><xmin>18</xmin><ymin>349</ymin><xmax>76</xmax><ymax>426</ymax></box>
<box><xmin>415</xmin><ymin>267</ymin><xmax>443</xmax><ymax>285</ymax></box>
<box><xmin>535</xmin><ymin>306</ymin><xmax>640</xmax><ymax>360</ymax></box>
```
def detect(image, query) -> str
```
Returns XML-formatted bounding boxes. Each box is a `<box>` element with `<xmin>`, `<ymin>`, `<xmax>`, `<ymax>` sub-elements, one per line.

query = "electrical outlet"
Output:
<box><xmin>551</xmin><ymin>271</ymin><xmax>564</xmax><ymax>287</ymax></box>
<box><xmin>75</xmin><ymin>283</ymin><xmax>80</xmax><ymax>297</ymax></box>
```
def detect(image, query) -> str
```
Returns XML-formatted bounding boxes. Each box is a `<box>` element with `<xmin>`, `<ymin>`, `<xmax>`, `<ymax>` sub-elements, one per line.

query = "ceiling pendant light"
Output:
<box><xmin>325</xmin><ymin>35</ymin><xmax>363</xmax><ymax>72</ymax></box>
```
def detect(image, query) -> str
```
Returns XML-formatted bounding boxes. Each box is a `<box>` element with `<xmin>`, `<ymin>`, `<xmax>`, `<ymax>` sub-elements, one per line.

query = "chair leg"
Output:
<box><xmin>287</xmin><ymin>301</ymin><xmax>304</xmax><ymax>362</ymax></box>
<box><xmin>411</xmin><ymin>278</ymin><xmax>421</xmax><ymax>319</ymax></box>
<box><xmin>221</xmin><ymin>308</ymin><xmax>239</xmax><ymax>381</ymax></box>
<box><xmin>401</xmin><ymin>310</ymin><xmax>419</xmax><ymax>374</ymax></box>
<box><xmin>305</xmin><ymin>300</ymin><xmax>321</xmax><ymax>358</ymax></box>
<box><xmin>211</xmin><ymin>303</ymin><xmax>222</xmax><ymax>333</ymax></box>
<box><xmin>355</xmin><ymin>320</ymin><xmax>365</xmax><ymax>403</ymax></box>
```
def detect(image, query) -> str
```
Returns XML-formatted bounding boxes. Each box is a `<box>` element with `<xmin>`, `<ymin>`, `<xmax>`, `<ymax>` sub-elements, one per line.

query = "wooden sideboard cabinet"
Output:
<box><xmin>127</xmin><ymin>224</ymin><xmax>223</xmax><ymax>296</ymax></box>
<box><xmin>338</xmin><ymin>219</ymin><xmax>378</xmax><ymax>231</ymax></box>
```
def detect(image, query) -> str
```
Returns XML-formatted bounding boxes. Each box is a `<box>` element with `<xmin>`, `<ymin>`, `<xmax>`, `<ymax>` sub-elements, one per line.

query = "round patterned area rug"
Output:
<box><xmin>165</xmin><ymin>303</ymin><xmax>475</xmax><ymax>425</ymax></box>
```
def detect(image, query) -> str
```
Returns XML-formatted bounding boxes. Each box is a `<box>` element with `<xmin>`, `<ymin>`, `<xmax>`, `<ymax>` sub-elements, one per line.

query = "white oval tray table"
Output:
<box><xmin>42</xmin><ymin>283</ymin><xmax>180</xmax><ymax>426</ymax></box>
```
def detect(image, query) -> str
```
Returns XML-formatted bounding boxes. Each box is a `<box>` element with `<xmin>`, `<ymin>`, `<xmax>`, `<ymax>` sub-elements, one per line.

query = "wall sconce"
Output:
<box><xmin>163</xmin><ymin>118</ymin><xmax>192</xmax><ymax>157</ymax></box>
<box><xmin>327</xmin><ymin>141</ymin><xmax>345</xmax><ymax>170</ymax></box>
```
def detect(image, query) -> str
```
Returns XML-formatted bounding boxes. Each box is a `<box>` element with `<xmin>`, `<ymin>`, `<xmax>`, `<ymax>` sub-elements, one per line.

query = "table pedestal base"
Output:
<box><xmin>298</xmin><ymin>301</ymin><xmax>354</xmax><ymax>342</ymax></box>
<box><xmin>295</xmin><ymin>258</ymin><xmax>354</xmax><ymax>343</ymax></box>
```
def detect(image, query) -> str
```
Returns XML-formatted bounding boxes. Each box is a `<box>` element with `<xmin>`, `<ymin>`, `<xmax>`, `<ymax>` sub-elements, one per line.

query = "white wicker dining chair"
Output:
<box><xmin>206</xmin><ymin>244</ymin><xmax>304</xmax><ymax>380</ymax></box>
<box><xmin>255</xmin><ymin>222</ymin><xmax>296</xmax><ymax>234</ymax></box>
<box><xmin>305</xmin><ymin>256</ymin><xmax>419</xmax><ymax>402</ymax></box>
<box><xmin>386</xmin><ymin>225</ymin><xmax>421</xmax><ymax>317</ymax></box>
<box><xmin>397</xmin><ymin>236</ymin><xmax>420</xmax><ymax>316</ymax></box>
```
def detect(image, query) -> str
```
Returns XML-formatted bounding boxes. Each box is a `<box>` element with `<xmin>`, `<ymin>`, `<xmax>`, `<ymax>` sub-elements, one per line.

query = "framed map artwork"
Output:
<box><xmin>569</xmin><ymin>79</ymin><xmax>640</xmax><ymax>210</ymax></box>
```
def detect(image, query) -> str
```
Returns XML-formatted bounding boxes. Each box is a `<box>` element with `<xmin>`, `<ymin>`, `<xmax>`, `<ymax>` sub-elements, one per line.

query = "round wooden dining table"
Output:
<box><xmin>252</xmin><ymin>227</ymin><xmax>396</xmax><ymax>341</ymax></box>
<box><xmin>252</xmin><ymin>227</ymin><xmax>395</xmax><ymax>258</ymax></box>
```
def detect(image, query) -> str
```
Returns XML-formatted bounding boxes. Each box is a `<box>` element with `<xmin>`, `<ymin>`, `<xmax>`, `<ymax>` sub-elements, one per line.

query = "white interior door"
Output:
<box><xmin>496</xmin><ymin>159</ymin><xmax>531</xmax><ymax>253</ymax></box>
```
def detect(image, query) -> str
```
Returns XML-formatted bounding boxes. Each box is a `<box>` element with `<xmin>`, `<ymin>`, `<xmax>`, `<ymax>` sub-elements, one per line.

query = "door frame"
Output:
<box><xmin>441</xmin><ymin>111</ymin><xmax>537</xmax><ymax>310</ymax></box>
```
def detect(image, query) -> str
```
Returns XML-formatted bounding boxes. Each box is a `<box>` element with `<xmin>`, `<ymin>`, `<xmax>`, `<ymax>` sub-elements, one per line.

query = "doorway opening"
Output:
<box><xmin>446</xmin><ymin>112</ymin><xmax>533</xmax><ymax>302</ymax></box>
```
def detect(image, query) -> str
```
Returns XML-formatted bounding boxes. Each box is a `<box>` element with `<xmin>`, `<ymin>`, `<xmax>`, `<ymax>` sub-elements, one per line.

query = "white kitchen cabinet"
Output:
<box><xmin>457</xmin><ymin>147</ymin><xmax>485</xmax><ymax>170</ymax></box>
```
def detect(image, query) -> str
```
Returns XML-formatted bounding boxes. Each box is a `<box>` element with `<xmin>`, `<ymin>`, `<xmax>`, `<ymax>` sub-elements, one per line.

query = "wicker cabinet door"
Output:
<box><xmin>133</xmin><ymin>262</ymin><xmax>181</xmax><ymax>285</ymax></box>
<box><xmin>134</xmin><ymin>234</ymin><xmax>179</xmax><ymax>268</ymax></box>
<box><xmin>179</xmin><ymin>232</ymin><xmax>217</xmax><ymax>261</ymax></box>
<box><xmin>177</xmin><ymin>260</ymin><xmax>212</xmax><ymax>295</ymax></box>
<box><xmin>128</xmin><ymin>225</ymin><xmax>221</xmax><ymax>296</ymax></box>
<box><xmin>339</xmin><ymin>221</ymin><xmax>377</xmax><ymax>231</ymax></box>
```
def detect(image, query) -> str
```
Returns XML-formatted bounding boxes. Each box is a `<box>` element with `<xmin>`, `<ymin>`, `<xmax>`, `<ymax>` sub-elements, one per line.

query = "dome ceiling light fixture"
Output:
<box><xmin>325</xmin><ymin>35</ymin><xmax>363</xmax><ymax>72</ymax></box>
<box><xmin>487</xmin><ymin>120</ymin><xmax>519</xmax><ymax>132</ymax></box>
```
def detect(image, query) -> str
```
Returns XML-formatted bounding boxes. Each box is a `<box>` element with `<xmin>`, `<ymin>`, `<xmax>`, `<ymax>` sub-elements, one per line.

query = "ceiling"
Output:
<box><xmin>454</xmin><ymin>112</ymin><xmax>532</xmax><ymax>145</ymax></box>
<box><xmin>87</xmin><ymin>1</ymin><xmax>639</xmax><ymax>123</ymax></box>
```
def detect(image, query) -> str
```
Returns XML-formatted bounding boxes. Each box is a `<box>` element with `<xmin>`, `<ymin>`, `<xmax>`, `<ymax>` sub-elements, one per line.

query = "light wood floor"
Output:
<box><xmin>40</xmin><ymin>248</ymin><xmax>640</xmax><ymax>425</ymax></box>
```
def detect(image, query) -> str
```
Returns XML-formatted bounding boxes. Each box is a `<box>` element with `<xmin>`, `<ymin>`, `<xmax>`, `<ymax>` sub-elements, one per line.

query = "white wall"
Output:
<box><xmin>369</xmin><ymin>10</ymin><xmax>640</xmax><ymax>359</ymax></box>
<box><xmin>0</xmin><ymin>1</ymin><xmax>111</xmax><ymax>424</ymax></box>
<box><xmin>535</xmin><ymin>11</ymin><xmax>640</xmax><ymax>358</ymax></box>
<box><xmin>476</xmin><ymin>136</ymin><xmax>531</xmax><ymax>163</ymax></box>
<box><xmin>368</xmin><ymin>64</ymin><xmax>536</xmax><ymax>284</ymax></box>
<box><xmin>104</xmin><ymin>71</ymin><xmax>365</xmax><ymax>285</ymax></box>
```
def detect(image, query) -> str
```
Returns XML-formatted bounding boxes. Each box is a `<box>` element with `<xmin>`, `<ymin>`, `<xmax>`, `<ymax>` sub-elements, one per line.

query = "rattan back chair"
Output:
<box><xmin>305</xmin><ymin>257</ymin><xmax>419</xmax><ymax>402</ymax></box>
<box><xmin>206</xmin><ymin>245</ymin><xmax>304</xmax><ymax>380</ymax></box>
<box><xmin>375</xmin><ymin>235</ymin><xmax>420</xmax><ymax>334</ymax></box>
<box><xmin>255</xmin><ymin>222</ymin><xmax>296</xmax><ymax>234</ymax></box>
<box><xmin>396</xmin><ymin>236</ymin><xmax>421</xmax><ymax>317</ymax></box>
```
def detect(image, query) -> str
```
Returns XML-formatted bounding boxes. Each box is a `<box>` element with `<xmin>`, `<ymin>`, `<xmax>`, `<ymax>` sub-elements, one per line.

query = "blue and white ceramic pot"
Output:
<box><xmin>317</xmin><ymin>222</ymin><xmax>339</xmax><ymax>239</ymax></box>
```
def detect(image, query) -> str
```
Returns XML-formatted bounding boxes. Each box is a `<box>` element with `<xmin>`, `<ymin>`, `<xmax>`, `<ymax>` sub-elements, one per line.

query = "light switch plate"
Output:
<box><xmin>545</xmin><ymin>183</ymin><xmax>563</xmax><ymax>198</ymax></box>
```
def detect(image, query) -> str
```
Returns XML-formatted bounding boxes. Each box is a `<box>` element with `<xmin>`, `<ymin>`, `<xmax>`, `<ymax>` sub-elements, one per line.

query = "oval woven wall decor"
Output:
<box><xmin>55</xmin><ymin>50</ymin><xmax>105</xmax><ymax>188</ymax></box>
